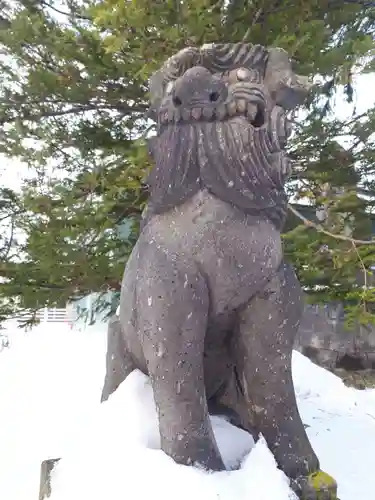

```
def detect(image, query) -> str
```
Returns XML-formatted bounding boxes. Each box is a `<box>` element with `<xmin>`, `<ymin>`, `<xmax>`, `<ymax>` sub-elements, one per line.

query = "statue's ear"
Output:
<box><xmin>147</xmin><ymin>136</ymin><xmax>158</xmax><ymax>161</ymax></box>
<box><xmin>265</xmin><ymin>47</ymin><xmax>313</xmax><ymax>110</ymax></box>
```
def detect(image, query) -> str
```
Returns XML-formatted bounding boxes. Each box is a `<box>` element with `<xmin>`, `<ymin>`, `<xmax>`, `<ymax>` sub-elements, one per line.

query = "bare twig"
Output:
<box><xmin>349</xmin><ymin>240</ymin><xmax>370</xmax><ymax>333</ymax></box>
<box><xmin>288</xmin><ymin>204</ymin><xmax>375</xmax><ymax>245</ymax></box>
<box><xmin>351</xmin><ymin>240</ymin><xmax>368</xmax><ymax>290</ymax></box>
<box><xmin>39</xmin><ymin>0</ymin><xmax>91</xmax><ymax>21</ymax></box>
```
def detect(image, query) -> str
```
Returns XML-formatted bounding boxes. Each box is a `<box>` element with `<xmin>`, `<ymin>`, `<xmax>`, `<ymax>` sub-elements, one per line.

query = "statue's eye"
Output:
<box><xmin>165</xmin><ymin>81</ymin><xmax>175</xmax><ymax>95</ymax></box>
<box><xmin>236</xmin><ymin>67</ymin><xmax>252</xmax><ymax>81</ymax></box>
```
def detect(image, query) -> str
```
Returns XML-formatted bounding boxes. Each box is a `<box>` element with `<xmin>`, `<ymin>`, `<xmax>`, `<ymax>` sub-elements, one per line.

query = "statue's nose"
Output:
<box><xmin>172</xmin><ymin>66</ymin><xmax>228</xmax><ymax>108</ymax></box>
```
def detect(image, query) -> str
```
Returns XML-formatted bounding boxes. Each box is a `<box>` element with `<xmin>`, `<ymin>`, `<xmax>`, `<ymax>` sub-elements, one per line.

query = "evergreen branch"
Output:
<box><xmin>0</xmin><ymin>215</ymin><xmax>14</xmax><ymax>260</ymax></box>
<box><xmin>288</xmin><ymin>204</ymin><xmax>375</xmax><ymax>245</ymax></box>
<box><xmin>242</xmin><ymin>7</ymin><xmax>264</xmax><ymax>42</ymax></box>
<box><xmin>38</xmin><ymin>0</ymin><xmax>91</xmax><ymax>21</ymax></box>
<box><xmin>237</xmin><ymin>0</ymin><xmax>375</xmax><ymax>40</ymax></box>
<box><xmin>343</xmin><ymin>0</ymin><xmax>375</xmax><ymax>6</ymax></box>
<box><xmin>0</xmin><ymin>14</ymin><xmax>10</xmax><ymax>28</ymax></box>
<box><xmin>0</xmin><ymin>209</ymin><xmax>25</xmax><ymax>223</ymax></box>
<box><xmin>260</xmin><ymin>0</ymin><xmax>375</xmax><ymax>19</ymax></box>
<box><xmin>5</xmin><ymin>282</ymin><xmax>67</xmax><ymax>290</ymax></box>
<box><xmin>0</xmin><ymin>103</ymin><xmax>146</xmax><ymax>125</ymax></box>
<box><xmin>0</xmin><ymin>105</ymin><xmax>94</xmax><ymax>124</ymax></box>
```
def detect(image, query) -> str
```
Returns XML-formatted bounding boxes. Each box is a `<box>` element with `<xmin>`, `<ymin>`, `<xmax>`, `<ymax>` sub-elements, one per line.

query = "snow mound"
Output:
<box><xmin>49</xmin><ymin>368</ymin><xmax>294</xmax><ymax>500</ymax></box>
<box><xmin>0</xmin><ymin>323</ymin><xmax>374</xmax><ymax>500</ymax></box>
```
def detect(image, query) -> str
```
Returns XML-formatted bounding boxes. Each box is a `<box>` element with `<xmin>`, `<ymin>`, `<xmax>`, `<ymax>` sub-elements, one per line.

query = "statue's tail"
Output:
<box><xmin>100</xmin><ymin>315</ymin><xmax>134</xmax><ymax>403</ymax></box>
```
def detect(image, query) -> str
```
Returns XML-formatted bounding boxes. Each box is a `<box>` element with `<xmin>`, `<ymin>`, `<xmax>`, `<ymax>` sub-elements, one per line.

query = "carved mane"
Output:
<box><xmin>144</xmin><ymin>43</ymin><xmax>312</xmax><ymax>230</ymax></box>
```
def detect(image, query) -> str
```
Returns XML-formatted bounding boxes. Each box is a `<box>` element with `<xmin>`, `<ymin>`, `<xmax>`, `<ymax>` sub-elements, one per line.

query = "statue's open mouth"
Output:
<box><xmin>155</xmin><ymin>64</ymin><xmax>270</xmax><ymax>131</ymax></box>
<box><xmin>158</xmin><ymin>97</ymin><xmax>265</xmax><ymax>128</ymax></box>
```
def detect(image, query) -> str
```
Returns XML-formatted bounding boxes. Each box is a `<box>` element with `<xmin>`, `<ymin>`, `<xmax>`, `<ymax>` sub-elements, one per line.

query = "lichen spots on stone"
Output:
<box><xmin>306</xmin><ymin>470</ymin><xmax>338</xmax><ymax>499</ymax></box>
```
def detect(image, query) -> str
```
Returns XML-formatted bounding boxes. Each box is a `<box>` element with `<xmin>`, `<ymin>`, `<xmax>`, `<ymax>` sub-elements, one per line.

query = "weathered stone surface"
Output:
<box><xmin>101</xmin><ymin>42</ymin><xmax>337</xmax><ymax>499</ymax></box>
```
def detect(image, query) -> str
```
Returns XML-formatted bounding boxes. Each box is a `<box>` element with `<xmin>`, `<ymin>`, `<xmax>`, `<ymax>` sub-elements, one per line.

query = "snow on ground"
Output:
<box><xmin>0</xmin><ymin>322</ymin><xmax>374</xmax><ymax>500</ymax></box>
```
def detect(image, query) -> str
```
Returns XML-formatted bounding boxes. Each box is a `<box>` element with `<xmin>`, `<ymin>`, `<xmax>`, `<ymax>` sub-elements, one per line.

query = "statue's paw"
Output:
<box><xmin>290</xmin><ymin>470</ymin><xmax>338</xmax><ymax>500</ymax></box>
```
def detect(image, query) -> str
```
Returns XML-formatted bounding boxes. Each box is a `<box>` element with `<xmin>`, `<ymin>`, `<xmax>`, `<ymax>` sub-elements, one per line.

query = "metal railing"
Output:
<box><xmin>13</xmin><ymin>307</ymin><xmax>76</xmax><ymax>324</ymax></box>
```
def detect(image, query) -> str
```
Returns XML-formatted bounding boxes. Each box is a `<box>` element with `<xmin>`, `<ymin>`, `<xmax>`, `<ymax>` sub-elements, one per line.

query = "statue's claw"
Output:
<box><xmin>290</xmin><ymin>470</ymin><xmax>338</xmax><ymax>500</ymax></box>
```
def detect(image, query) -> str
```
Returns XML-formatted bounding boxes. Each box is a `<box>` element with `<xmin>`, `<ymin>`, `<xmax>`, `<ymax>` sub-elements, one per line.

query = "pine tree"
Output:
<box><xmin>0</xmin><ymin>0</ymin><xmax>374</xmax><ymax>325</ymax></box>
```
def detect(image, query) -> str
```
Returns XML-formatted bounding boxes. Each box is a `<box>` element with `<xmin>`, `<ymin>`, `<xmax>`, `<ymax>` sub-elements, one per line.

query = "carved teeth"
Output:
<box><xmin>216</xmin><ymin>105</ymin><xmax>227</xmax><ymax>120</ymax></box>
<box><xmin>182</xmin><ymin>108</ymin><xmax>191</xmax><ymax>121</ymax></box>
<box><xmin>236</xmin><ymin>99</ymin><xmax>247</xmax><ymax>114</ymax></box>
<box><xmin>246</xmin><ymin>103</ymin><xmax>257</xmax><ymax>121</ymax></box>
<box><xmin>191</xmin><ymin>108</ymin><xmax>202</xmax><ymax>120</ymax></box>
<box><xmin>226</xmin><ymin>101</ymin><xmax>237</xmax><ymax>116</ymax></box>
<box><xmin>159</xmin><ymin>99</ymin><xmax>261</xmax><ymax>124</ymax></box>
<box><xmin>202</xmin><ymin>107</ymin><xmax>214</xmax><ymax>119</ymax></box>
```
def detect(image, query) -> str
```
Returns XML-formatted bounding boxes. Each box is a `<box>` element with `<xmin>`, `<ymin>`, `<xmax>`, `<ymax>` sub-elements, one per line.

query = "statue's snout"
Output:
<box><xmin>172</xmin><ymin>66</ymin><xmax>228</xmax><ymax>108</ymax></box>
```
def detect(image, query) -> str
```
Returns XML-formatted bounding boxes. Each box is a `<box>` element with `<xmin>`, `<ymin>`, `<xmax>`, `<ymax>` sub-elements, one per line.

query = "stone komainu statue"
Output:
<box><xmin>101</xmin><ymin>43</ymin><xmax>338</xmax><ymax>499</ymax></box>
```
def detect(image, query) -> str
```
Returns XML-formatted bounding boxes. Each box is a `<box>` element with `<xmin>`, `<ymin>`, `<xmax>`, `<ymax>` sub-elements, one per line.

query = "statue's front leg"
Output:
<box><xmin>139</xmin><ymin>252</ymin><xmax>225</xmax><ymax>471</ymax></box>
<box><xmin>237</xmin><ymin>262</ymin><xmax>338</xmax><ymax>499</ymax></box>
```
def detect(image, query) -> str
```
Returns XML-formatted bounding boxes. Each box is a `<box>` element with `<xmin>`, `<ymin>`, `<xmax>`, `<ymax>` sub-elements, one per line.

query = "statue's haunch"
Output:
<box><xmin>101</xmin><ymin>42</ymin><xmax>338</xmax><ymax>500</ymax></box>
